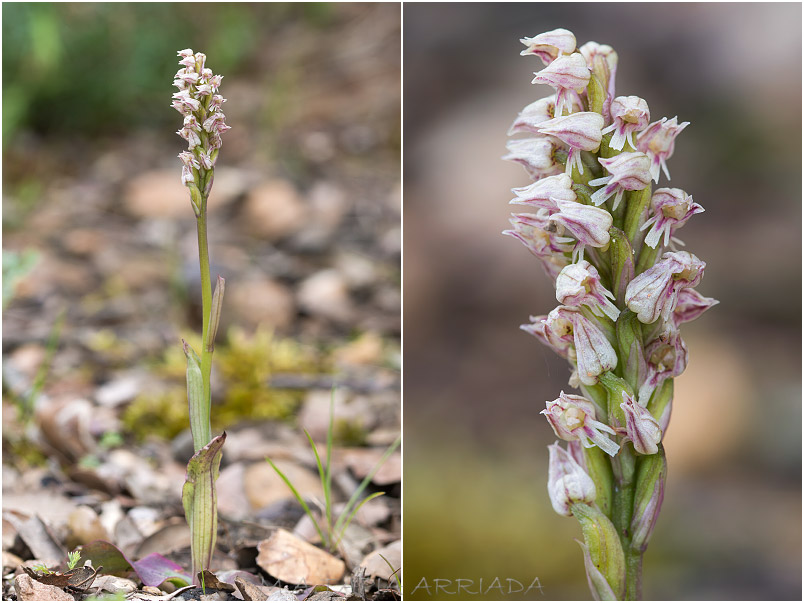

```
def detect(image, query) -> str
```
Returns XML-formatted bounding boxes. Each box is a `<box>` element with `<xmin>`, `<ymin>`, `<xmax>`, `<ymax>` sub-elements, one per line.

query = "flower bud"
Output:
<box><xmin>520</xmin><ymin>29</ymin><xmax>576</xmax><ymax>65</ymax></box>
<box><xmin>547</xmin><ymin>442</ymin><xmax>596</xmax><ymax>516</ymax></box>
<box><xmin>510</xmin><ymin>173</ymin><xmax>576</xmax><ymax>212</ymax></box>
<box><xmin>555</xmin><ymin>260</ymin><xmax>620</xmax><ymax>321</ymax></box>
<box><xmin>640</xmin><ymin>188</ymin><xmax>704</xmax><ymax>249</ymax></box>
<box><xmin>636</xmin><ymin>116</ymin><xmax>689</xmax><ymax>183</ymax></box>
<box><xmin>537</xmin><ymin>112</ymin><xmax>604</xmax><ymax>175</ymax></box>
<box><xmin>579</xmin><ymin>42</ymin><xmax>618</xmax><ymax>118</ymax></box>
<box><xmin>625</xmin><ymin>251</ymin><xmax>705</xmax><ymax>324</ymax></box>
<box><xmin>601</xmin><ymin>96</ymin><xmax>650</xmax><ymax>151</ymax></box>
<box><xmin>630</xmin><ymin>447</ymin><xmax>667</xmax><ymax>552</ymax></box>
<box><xmin>588</xmin><ymin>152</ymin><xmax>652</xmax><ymax>210</ymax></box>
<box><xmin>544</xmin><ymin>306</ymin><xmax>618</xmax><ymax>386</ymax></box>
<box><xmin>620</xmin><ymin>392</ymin><xmax>662</xmax><ymax>455</ymax></box>
<box><xmin>532</xmin><ymin>53</ymin><xmax>591</xmax><ymax>117</ymax></box>
<box><xmin>542</xmin><ymin>392</ymin><xmax>620</xmax><ymax>456</ymax></box>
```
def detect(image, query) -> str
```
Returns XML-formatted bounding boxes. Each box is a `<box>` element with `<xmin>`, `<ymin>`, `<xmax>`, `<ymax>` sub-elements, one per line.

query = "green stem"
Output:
<box><xmin>611</xmin><ymin>444</ymin><xmax>639</xmax><ymax>600</ymax></box>
<box><xmin>195</xmin><ymin>204</ymin><xmax>213</xmax><ymax>447</ymax></box>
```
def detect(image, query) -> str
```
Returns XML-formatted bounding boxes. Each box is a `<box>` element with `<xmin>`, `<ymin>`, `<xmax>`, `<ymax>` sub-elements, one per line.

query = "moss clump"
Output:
<box><xmin>122</xmin><ymin>326</ymin><xmax>328</xmax><ymax>441</ymax></box>
<box><xmin>122</xmin><ymin>387</ymin><xmax>188</xmax><ymax>442</ymax></box>
<box><xmin>214</xmin><ymin>326</ymin><xmax>325</xmax><ymax>428</ymax></box>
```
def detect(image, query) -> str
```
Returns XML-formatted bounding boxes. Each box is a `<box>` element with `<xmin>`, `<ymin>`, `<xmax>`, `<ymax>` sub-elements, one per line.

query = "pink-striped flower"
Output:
<box><xmin>543</xmin><ymin>392</ymin><xmax>620</xmax><ymax>456</ymax></box>
<box><xmin>503</xmin><ymin>137</ymin><xmax>564</xmax><ymax>180</ymax></box>
<box><xmin>620</xmin><ymin>392</ymin><xmax>662</xmax><ymax>455</ymax></box>
<box><xmin>670</xmin><ymin>288</ymin><xmax>719</xmax><ymax>328</ymax></box>
<box><xmin>521</xmin><ymin>314</ymin><xmax>572</xmax><ymax>360</ymax></box>
<box><xmin>601</xmin><ymin>96</ymin><xmax>650</xmax><ymax>151</ymax></box>
<box><xmin>625</xmin><ymin>251</ymin><xmax>706</xmax><ymax>324</ymax></box>
<box><xmin>520</xmin><ymin>29</ymin><xmax>577</xmax><ymax>65</ymax></box>
<box><xmin>532</xmin><ymin>53</ymin><xmax>590</xmax><ymax>118</ymax></box>
<box><xmin>504</xmin><ymin>212</ymin><xmax>574</xmax><ymax>279</ymax></box>
<box><xmin>510</xmin><ymin>173</ymin><xmax>576</xmax><ymax>212</ymax></box>
<box><xmin>588</xmin><ymin>151</ymin><xmax>652</xmax><ymax>210</ymax></box>
<box><xmin>636</xmin><ymin>116</ymin><xmax>689</xmax><ymax>183</ymax></box>
<box><xmin>555</xmin><ymin>260</ymin><xmax>620</xmax><ymax>321</ymax></box>
<box><xmin>547</xmin><ymin>441</ymin><xmax>597</xmax><ymax>516</ymax></box>
<box><xmin>638</xmin><ymin>331</ymin><xmax>688</xmax><ymax>403</ymax></box>
<box><xmin>536</xmin><ymin>112</ymin><xmax>604</xmax><ymax>176</ymax></box>
<box><xmin>543</xmin><ymin>306</ymin><xmax>618</xmax><ymax>386</ymax></box>
<box><xmin>641</xmin><ymin>188</ymin><xmax>704</xmax><ymax>249</ymax></box>
<box><xmin>550</xmin><ymin>198</ymin><xmax>612</xmax><ymax>261</ymax></box>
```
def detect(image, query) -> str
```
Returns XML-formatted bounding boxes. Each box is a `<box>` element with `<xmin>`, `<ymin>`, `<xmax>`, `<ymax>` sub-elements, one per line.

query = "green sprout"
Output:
<box><xmin>267</xmin><ymin>388</ymin><xmax>400</xmax><ymax>553</ymax></box>
<box><xmin>67</xmin><ymin>550</ymin><xmax>81</xmax><ymax>570</ymax></box>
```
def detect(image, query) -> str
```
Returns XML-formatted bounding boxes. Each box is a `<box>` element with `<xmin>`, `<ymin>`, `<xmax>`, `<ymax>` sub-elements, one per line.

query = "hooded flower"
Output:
<box><xmin>620</xmin><ymin>392</ymin><xmax>662</xmax><ymax>455</ymax></box>
<box><xmin>625</xmin><ymin>251</ymin><xmax>705</xmax><ymax>324</ymax></box>
<box><xmin>638</xmin><ymin>331</ymin><xmax>688</xmax><ymax>403</ymax></box>
<box><xmin>640</xmin><ymin>188</ymin><xmax>704</xmax><ymax>249</ymax></box>
<box><xmin>670</xmin><ymin>288</ymin><xmax>719</xmax><ymax>328</ymax></box>
<box><xmin>503</xmin><ymin>137</ymin><xmax>564</xmax><ymax>180</ymax></box>
<box><xmin>520</xmin><ymin>29</ymin><xmax>577</xmax><ymax>65</ymax></box>
<box><xmin>550</xmin><ymin>198</ymin><xmax>612</xmax><ymax>261</ymax></box>
<box><xmin>504</xmin><ymin>212</ymin><xmax>574</xmax><ymax>279</ymax></box>
<box><xmin>542</xmin><ymin>392</ymin><xmax>620</xmax><ymax>456</ymax></box>
<box><xmin>555</xmin><ymin>260</ymin><xmax>620</xmax><ymax>321</ymax></box>
<box><xmin>588</xmin><ymin>152</ymin><xmax>652</xmax><ymax>210</ymax></box>
<box><xmin>543</xmin><ymin>306</ymin><xmax>618</xmax><ymax>385</ymax></box>
<box><xmin>532</xmin><ymin>53</ymin><xmax>591</xmax><ymax>118</ymax></box>
<box><xmin>508</xmin><ymin>95</ymin><xmax>583</xmax><ymax>135</ymax></box>
<box><xmin>547</xmin><ymin>441</ymin><xmax>597</xmax><ymax>516</ymax></box>
<box><xmin>601</xmin><ymin>96</ymin><xmax>650</xmax><ymax>151</ymax></box>
<box><xmin>636</xmin><ymin>116</ymin><xmax>689</xmax><ymax>183</ymax></box>
<box><xmin>510</xmin><ymin>173</ymin><xmax>576</xmax><ymax>212</ymax></box>
<box><xmin>536</xmin><ymin>112</ymin><xmax>604</xmax><ymax>176</ymax></box>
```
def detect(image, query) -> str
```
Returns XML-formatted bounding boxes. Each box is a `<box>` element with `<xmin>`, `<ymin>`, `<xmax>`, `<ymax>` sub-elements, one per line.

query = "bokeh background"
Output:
<box><xmin>403</xmin><ymin>3</ymin><xmax>801</xmax><ymax>600</ymax></box>
<box><xmin>2</xmin><ymin>3</ymin><xmax>401</xmax><ymax>590</ymax></box>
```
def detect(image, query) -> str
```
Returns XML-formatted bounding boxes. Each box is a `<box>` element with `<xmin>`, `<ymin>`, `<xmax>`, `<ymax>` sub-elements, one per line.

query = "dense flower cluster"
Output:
<box><xmin>504</xmin><ymin>29</ymin><xmax>716</xmax><ymax>599</ymax></box>
<box><xmin>172</xmin><ymin>49</ymin><xmax>230</xmax><ymax>211</ymax></box>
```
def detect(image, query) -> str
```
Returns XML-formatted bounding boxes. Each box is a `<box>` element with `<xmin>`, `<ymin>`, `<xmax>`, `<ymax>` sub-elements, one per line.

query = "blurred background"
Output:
<box><xmin>403</xmin><ymin>3</ymin><xmax>801</xmax><ymax>600</ymax></box>
<box><xmin>2</xmin><ymin>2</ymin><xmax>400</xmax><ymax>590</ymax></box>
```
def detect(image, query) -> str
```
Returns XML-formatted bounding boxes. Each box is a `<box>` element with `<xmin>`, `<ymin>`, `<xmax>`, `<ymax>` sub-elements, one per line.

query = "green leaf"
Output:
<box><xmin>332</xmin><ymin>435</ymin><xmax>400</xmax><ymax>539</ymax></box>
<box><xmin>586</xmin><ymin>73</ymin><xmax>606</xmax><ymax>116</ymax></box>
<box><xmin>582</xmin><ymin>446</ymin><xmax>614</xmax><ymax>519</ymax></box>
<box><xmin>623</xmin><ymin>185</ymin><xmax>652</xmax><ymax>247</ymax></box>
<box><xmin>265</xmin><ymin>455</ymin><xmax>327</xmax><ymax>546</ymax></box>
<box><xmin>608</xmin><ymin>227</ymin><xmax>634</xmax><ymax>307</ymax></box>
<box><xmin>183</xmin><ymin>340</ymin><xmax>210</xmax><ymax>453</ymax></box>
<box><xmin>571</xmin><ymin>503</ymin><xmax>626</xmax><ymax>599</ymax></box>
<box><xmin>615</xmin><ymin>310</ymin><xmax>646</xmax><ymax>394</ymax></box>
<box><xmin>182</xmin><ymin>432</ymin><xmax>226</xmax><ymax>583</ymax></box>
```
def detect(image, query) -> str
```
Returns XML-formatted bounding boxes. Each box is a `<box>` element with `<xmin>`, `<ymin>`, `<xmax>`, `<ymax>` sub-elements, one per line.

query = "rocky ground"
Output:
<box><xmin>2</xmin><ymin>4</ymin><xmax>400</xmax><ymax>600</ymax></box>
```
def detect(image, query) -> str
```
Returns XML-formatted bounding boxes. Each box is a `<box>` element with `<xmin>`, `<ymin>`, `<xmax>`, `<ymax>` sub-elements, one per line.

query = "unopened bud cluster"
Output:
<box><xmin>172</xmin><ymin>49</ymin><xmax>230</xmax><ymax>214</ymax></box>
<box><xmin>504</xmin><ymin>28</ymin><xmax>717</xmax><ymax>598</ymax></box>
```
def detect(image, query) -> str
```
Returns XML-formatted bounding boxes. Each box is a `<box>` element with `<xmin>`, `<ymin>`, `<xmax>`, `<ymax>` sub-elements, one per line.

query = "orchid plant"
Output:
<box><xmin>504</xmin><ymin>29</ymin><xmax>717</xmax><ymax>599</ymax></box>
<box><xmin>172</xmin><ymin>48</ymin><xmax>231</xmax><ymax>585</ymax></box>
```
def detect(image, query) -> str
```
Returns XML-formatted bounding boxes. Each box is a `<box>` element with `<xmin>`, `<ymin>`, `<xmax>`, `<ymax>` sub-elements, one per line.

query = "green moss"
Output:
<box><xmin>122</xmin><ymin>326</ymin><xmax>329</xmax><ymax>442</ymax></box>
